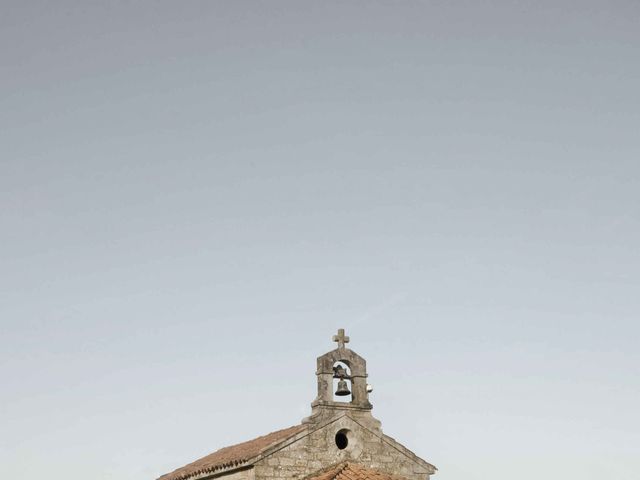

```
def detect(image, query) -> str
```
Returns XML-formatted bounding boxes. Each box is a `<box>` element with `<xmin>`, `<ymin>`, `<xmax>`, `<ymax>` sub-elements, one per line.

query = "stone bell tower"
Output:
<box><xmin>158</xmin><ymin>328</ymin><xmax>437</xmax><ymax>480</ymax></box>
<box><xmin>303</xmin><ymin>329</ymin><xmax>382</xmax><ymax>432</ymax></box>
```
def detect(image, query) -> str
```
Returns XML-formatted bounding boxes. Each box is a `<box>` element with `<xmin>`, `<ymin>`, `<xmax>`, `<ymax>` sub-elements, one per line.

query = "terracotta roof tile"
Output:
<box><xmin>158</xmin><ymin>424</ymin><xmax>307</xmax><ymax>480</ymax></box>
<box><xmin>306</xmin><ymin>464</ymin><xmax>409</xmax><ymax>480</ymax></box>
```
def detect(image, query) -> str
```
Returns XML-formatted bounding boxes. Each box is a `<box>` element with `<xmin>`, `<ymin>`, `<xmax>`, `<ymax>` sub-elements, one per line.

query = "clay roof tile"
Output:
<box><xmin>158</xmin><ymin>424</ymin><xmax>307</xmax><ymax>480</ymax></box>
<box><xmin>306</xmin><ymin>464</ymin><xmax>409</xmax><ymax>480</ymax></box>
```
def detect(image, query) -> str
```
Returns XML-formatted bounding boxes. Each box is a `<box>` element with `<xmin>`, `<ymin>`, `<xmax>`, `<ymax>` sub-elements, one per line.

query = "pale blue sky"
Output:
<box><xmin>1</xmin><ymin>2</ymin><xmax>639</xmax><ymax>480</ymax></box>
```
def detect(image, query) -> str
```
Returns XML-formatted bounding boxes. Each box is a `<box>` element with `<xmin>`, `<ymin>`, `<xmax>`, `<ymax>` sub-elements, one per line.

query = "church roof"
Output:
<box><xmin>158</xmin><ymin>424</ymin><xmax>307</xmax><ymax>480</ymax></box>
<box><xmin>306</xmin><ymin>463</ymin><xmax>409</xmax><ymax>480</ymax></box>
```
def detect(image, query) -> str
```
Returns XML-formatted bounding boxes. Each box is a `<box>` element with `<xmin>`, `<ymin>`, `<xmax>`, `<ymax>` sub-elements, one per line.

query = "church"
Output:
<box><xmin>158</xmin><ymin>330</ymin><xmax>437</xmax><ymax>480</ymax></box>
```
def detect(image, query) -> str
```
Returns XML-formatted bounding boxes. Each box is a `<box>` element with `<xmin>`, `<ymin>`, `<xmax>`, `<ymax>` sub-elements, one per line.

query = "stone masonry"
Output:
<box><xmin>253</xmin><ymin>415</ymin><xmax>434</xmax><ymax>480</ymax></box>
<box><xmin>157</xmin><ymin>330</ymin><xmax>436</xmax><ymax>480</ymax></box>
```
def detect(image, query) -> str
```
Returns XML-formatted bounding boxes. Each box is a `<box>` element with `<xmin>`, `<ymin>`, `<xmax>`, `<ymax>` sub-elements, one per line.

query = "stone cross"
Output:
<box><xmin>332</xmin><ymin>328</ymin><xmax>350</xmax><ymax>349</ymax></box>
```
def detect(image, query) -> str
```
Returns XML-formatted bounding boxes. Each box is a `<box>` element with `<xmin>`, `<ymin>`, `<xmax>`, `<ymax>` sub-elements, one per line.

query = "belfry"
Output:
<box><xmin>303</xmin><ymin>329</ymin><xmax>379</xmax><ymax>431</ymax></box>
<box><xmin>158</xmin><ymin>330</ymin><xmax>436</xmax><ymax>480</ymax></box>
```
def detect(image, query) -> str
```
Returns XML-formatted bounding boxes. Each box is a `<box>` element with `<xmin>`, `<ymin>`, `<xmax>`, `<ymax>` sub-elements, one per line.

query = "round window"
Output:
<box><xmin>335</xmin><ymin>429</ymin><xmax>349</xmax><ymax>450</ymax></box>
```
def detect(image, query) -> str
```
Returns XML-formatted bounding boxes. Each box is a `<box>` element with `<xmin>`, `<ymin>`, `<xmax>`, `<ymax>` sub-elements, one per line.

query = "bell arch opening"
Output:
<box><xmin>332</xmin><ymin>361</ymin><xmax>352</xmax><ymax>402</ymax></box>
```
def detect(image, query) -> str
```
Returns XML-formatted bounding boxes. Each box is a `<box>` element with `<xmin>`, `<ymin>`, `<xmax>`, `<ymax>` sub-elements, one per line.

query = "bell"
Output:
<box><xmin>335</xmin><ymin>379</ymin><xmax>351</xmax><ymax>396</ymax></box>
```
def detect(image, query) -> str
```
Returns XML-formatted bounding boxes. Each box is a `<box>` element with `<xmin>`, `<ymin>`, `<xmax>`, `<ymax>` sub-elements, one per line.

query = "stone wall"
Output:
<box><xmin>253</xmin><ymin>416</ymin><xmax>432</xmax><ymax>480</ymax></box>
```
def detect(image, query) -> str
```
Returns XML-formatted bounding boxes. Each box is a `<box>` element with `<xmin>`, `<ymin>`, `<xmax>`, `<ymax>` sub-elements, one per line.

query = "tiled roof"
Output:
<box><xmin>306</xmin><ymin>463</ymin><xmax>409</xmax><ymax>480</ymax></box>
<box><xmin>158</xmin><ymin>424</ymin><xmax>307</xmax><ymax>480</ymax></box>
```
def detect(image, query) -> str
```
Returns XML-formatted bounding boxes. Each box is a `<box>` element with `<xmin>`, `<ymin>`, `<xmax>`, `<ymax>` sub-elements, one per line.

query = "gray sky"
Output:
<box><xmin>1</xmin><ymin>2</ymin><xmax>639</xmax><ymax>479</ymax></box>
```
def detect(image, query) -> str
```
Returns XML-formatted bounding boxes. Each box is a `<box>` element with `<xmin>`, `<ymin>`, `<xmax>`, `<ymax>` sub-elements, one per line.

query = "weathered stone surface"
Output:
<box><xmin>254</xmin><ymin>415</ymin><xmax>434</xmax><ymax>480</ymax></box>
<box><xmin>156</xmin><ymin>330</ymin><xmax>436</xmax><ymax>480</ymax></box>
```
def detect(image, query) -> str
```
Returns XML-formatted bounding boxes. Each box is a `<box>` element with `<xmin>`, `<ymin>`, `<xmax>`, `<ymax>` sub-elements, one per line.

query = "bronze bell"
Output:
<box><xmin>335</xmin><ymin>379</ymin><xmax>351</xmax><ymax>396</ymax></box>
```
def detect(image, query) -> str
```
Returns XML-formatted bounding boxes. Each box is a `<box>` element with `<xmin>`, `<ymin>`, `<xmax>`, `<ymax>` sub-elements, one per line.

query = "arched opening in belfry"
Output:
<box><xmin>332</xmin><ymin>361</ymin><xmax>352</xmax><ymax>402</ymax></box>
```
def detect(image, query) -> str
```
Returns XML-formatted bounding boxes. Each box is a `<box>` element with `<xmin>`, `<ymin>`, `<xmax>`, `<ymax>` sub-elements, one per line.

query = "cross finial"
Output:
<box><xmin>332</xmin><ymin>328</ymin><xmax>350</xmax><ymax>349</ymax></box>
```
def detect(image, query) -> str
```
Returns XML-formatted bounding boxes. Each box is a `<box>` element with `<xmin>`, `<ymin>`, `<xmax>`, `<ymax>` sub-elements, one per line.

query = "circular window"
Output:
<box><xmin>335</xmin><ymin>429</ymin><xmax>349</xmax><ymax>450</ymax></box>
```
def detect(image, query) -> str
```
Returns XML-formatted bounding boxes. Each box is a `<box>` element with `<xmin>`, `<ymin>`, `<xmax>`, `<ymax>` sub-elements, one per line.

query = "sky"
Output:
<box><xmin>1</xmin><ymin>1</ymin><xmax>639</xmax><ymax>479</ymax></box>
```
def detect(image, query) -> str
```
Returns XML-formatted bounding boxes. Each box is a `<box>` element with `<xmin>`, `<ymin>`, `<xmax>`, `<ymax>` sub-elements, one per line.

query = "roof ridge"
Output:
<box><xmin>336</xmin><ymin>463</ymin><xmax>351</xmax><ymax>477</ymax></box>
